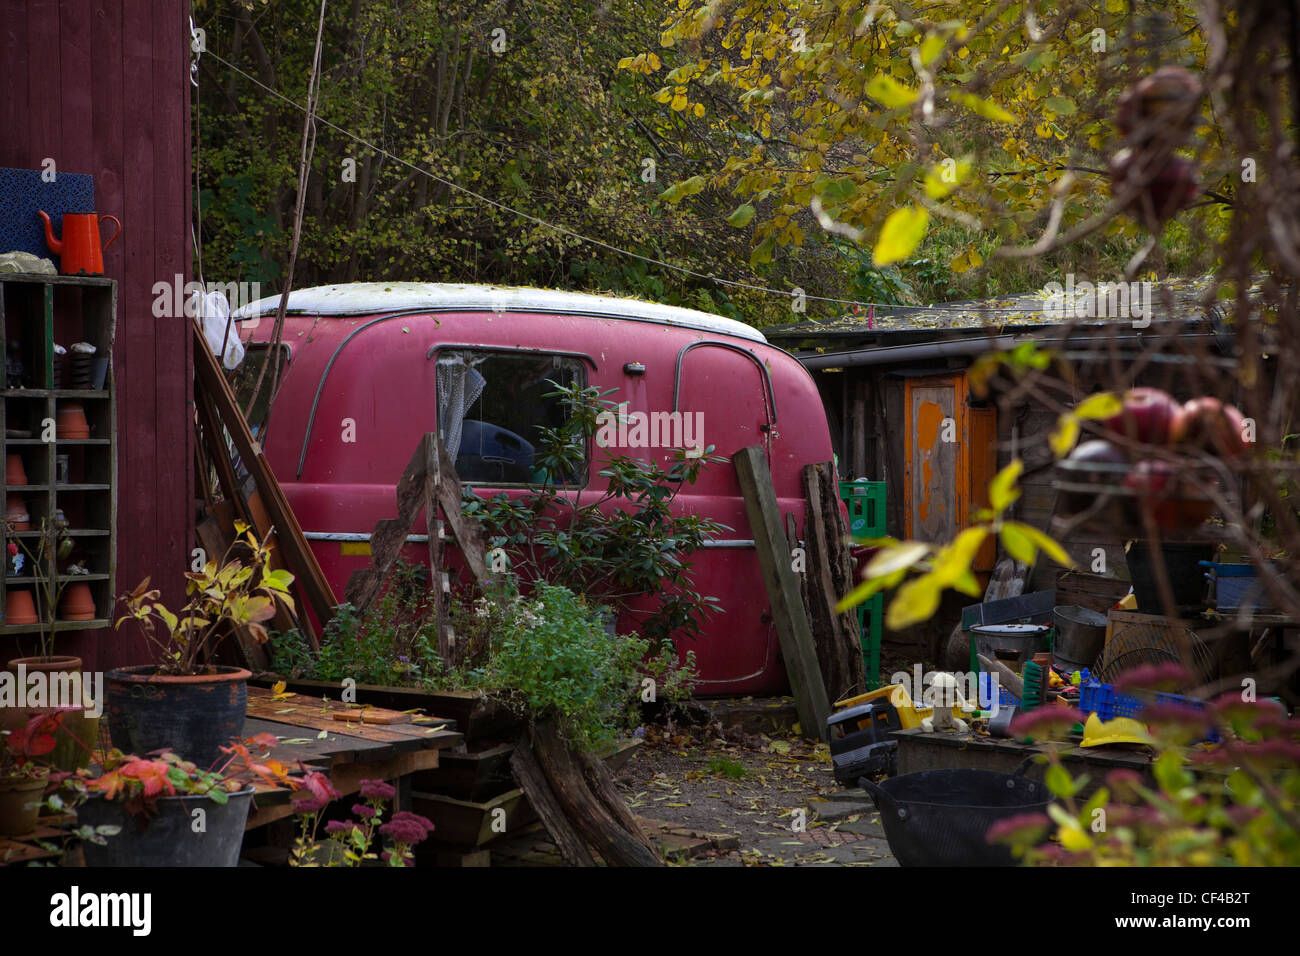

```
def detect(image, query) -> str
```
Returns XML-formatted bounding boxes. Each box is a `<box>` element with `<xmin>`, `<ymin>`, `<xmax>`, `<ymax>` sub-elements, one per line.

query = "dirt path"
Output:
<box><xmin>612</xmin><ymin>724</ymin><xmax>898</xmax><ymax>866</ymax></box>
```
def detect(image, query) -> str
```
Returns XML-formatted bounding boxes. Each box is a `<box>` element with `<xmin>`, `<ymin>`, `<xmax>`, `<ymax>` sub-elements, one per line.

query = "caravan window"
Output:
<box><xmin>436</xmin><ymin>349</ymin><xmax>586</xmax><ymax>486</ymax></box>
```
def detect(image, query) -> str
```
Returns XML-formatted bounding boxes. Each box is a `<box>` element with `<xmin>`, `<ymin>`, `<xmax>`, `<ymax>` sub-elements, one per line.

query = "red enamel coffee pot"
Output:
<box><xmin>37</xmin><ymin>210</ymin><xmax>122</xmax><ymax>276</ymax></box>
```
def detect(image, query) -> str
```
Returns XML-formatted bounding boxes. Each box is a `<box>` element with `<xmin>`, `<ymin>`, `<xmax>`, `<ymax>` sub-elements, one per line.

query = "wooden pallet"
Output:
<box><xmin>240</xmin><ymin>685</ymin><xmax>462</xmax><ymax>829</ymax></box>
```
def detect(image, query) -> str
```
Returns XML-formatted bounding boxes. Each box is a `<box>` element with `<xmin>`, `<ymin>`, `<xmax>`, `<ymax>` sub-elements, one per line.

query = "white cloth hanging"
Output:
<box><xmin>436</xmin><ymin>354</ymin><xmax>486</xmax><ymax>462</ymax></box>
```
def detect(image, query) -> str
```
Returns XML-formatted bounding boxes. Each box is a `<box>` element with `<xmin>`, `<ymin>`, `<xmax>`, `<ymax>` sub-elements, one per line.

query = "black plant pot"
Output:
<box><xmin>77</xmin><ymin>789</ymin><xmax>253</xmax><ymax>866</ymax></box>
<box><xmin>1126</xmin><ymin>540</ymin><xmax>1214</xmax><ymax>613</ymax></box>
<box><xmin>105</xmin><ymin>665</ymin><xmax>249</xmax><ymax>768</ymax></box>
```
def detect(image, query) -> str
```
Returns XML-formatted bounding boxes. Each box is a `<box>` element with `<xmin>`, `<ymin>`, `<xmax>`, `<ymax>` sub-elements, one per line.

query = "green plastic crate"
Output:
<box><xmin>838</xmin><ymin>480</ymin><xmax>886</xmax><ymax>690</ymax></box>
<box><xmin>839</xmin><ymin>480</ymin><xmax>886</xmax><ymax>542</ymax></box>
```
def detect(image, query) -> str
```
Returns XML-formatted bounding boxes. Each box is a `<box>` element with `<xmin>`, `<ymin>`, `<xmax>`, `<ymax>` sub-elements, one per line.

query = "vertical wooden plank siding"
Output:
<box><xmin>0</xmin><ymin>0</ymin><xmax>194</xmax><ymax>670</ymax></box>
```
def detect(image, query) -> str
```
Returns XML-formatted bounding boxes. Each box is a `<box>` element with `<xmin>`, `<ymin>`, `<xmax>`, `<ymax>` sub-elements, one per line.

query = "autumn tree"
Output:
<box><xmin>630</xmin><ymin>0</ymin><xmax>1230</xmax><ymax>310</ymax></box>
<box><xmin>193</xmin><ymin>0</ymin><xmax>848</xmax><ymax>322</ymax></box>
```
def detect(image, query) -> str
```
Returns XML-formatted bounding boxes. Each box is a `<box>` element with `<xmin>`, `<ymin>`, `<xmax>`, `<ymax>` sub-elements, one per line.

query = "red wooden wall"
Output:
<box><xmin>0</xmin><ymin>0</ymin><xmax>194</xmax><ymax>670</ymax></box>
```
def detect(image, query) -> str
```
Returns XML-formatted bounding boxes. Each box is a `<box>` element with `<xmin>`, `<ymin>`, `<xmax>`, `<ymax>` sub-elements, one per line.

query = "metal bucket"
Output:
<box><xmin>971</xmin><ymin>623</ymin><xmax>1048</xmax><ymax>671</ymax></box>
<box><xmin>1053</xmin><ymin>605</ymin><xmax>1107</xmax><ymax>672</ymax></box>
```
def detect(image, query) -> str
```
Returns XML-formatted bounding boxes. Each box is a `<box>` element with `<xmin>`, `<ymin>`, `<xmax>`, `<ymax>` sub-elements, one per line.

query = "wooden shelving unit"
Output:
<box><xmin>1</xmin><ymin>275</ymin><xmax>117</xmax><ymax>635</ymax></box>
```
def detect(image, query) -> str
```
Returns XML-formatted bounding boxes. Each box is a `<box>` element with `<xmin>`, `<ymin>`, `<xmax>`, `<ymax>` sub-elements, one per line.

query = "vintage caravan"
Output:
<box><xmin>233</xmin><ymin>283</ymin><xmax>838</xmax><ymax>695</ymax></box>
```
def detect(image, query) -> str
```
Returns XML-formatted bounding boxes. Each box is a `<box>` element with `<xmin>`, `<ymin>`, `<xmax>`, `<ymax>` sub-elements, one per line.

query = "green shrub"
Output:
<box><xmin>455</xmin><ymin>582</ymin><xmax>696</xmax><ymax>748</ymax></box>
<box><xmin>269</xmin><ymin>562</ymin><xmax>440</xmax><ymax>686</ymax></box>
<box><xmin>270</xmin><ymin>572</ymin><xmax>697</xmax><ymax>749</ymax></box>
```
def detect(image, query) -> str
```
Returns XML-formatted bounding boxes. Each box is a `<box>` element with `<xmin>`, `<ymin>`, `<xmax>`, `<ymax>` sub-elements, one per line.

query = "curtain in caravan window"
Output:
<box><xmin>436</xmin><ymin>354</ymin><xmax>486</xmax><ymax>462</ymax></box>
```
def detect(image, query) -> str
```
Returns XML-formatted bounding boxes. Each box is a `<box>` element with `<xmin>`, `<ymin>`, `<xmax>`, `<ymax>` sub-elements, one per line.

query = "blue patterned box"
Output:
<box><xmin>0</xmin><ymin>167</ymin><xmax>96</xmax><ymax>258</ymax></box>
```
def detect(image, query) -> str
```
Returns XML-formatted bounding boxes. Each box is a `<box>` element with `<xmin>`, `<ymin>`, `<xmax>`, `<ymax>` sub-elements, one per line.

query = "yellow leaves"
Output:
<box><xmin>1000</xmin><ymin>521</ymin><xmax>1075</xmax><ymax>568</ymax></box>
<box><xmin>692</xmin><ymin>102</ymin><xmax>705</xmax><ymax>118</ymax></box>
<box><xmin>886</xmin><ymin>575</ymin><xmax>942</xmax><ymax>630</ymax></box>
<box><xmin>659</xmin><ymin>175</ymin><xmax>708</xmax><ymax>204</ymax></box>
<box><xmin>864</xmin><ymin>541</ymin><xmax>931</xmax><ymax>578</ymax></box>
<box><xmin>865</xmin><ymin>72</ymin><xmax>917</xmax><ymax>109</ymax></box>
<box><xmin>1049</xmin><ymin>803</ymin><xmax>1094</xmax><ymax>852</ymax></box>
<box><xmin>1049</xmin><ymin>413</ymin><xmax>1080</xmax><ymax>457</ymax></box>
<box><xmin>1073</xmin><ymin>391</ymin><xmax>1122</xmax><ymax>421</ymax></box>
<box><xmin>988</xmin><ymin>460</ymin><xmax>1023</xmax><ymax>512</ymax></box>
<box><xmin>617</xmin><ymin>52</ymin><xmax>661</xmax><ymax>75</ymax></box>
<box><xmin>1034</xmin><ymin>120</ymin><xmax>1053</xmax><ymax>139</ymax></box>
<box><xmin>950</xmin><ymin>247</ymin><xmax>982</xmax><ymax>273</ymax></box>
<box><xmin>872</xmin><ymin>205</ymin><xmax>929</xmax><ymax>266</ymax></box>
<box><xmin>1048</xmin><ymin>394</ymin><xmax>1117</xmax><ymax>459</ymax></box>
<box><xmin>919</xmin><ymin>33</ymin><xmax>945</xmax><ymax>67</ymax></box>
<box><xmin>727</xmin><ymin>203</ymin><xmax>756</xmax><ymax>227</ymax></box>
<box><xmin>930</xmin><ymin>528</ymin><xmax>988</xmax><ymax>597</ymax></box>
<box><xmin>951</xmin><ymin>91</ymin><xmax>1015</xmax><ymax>124</ymax></box>
<box><xmin>922</xmin><ymin>158</ymin><xmax>972</xmax><ymax>199</ymax></box>
<box><xmin>999</xmin><ymin>521</ymin><xmax>1036</xmax><ymax>565</ymax></box>
<box><xmin>670</xmin><ymin>90</ymin><xmax>689</xmax><ymax>111</ymax></box>
<box><xmin>835</xmin><ymin>566</ymin><xmax>906</xmax><ymax>613</ymax></box>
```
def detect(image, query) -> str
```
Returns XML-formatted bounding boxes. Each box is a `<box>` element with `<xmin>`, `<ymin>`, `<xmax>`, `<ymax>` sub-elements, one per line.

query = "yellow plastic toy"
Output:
<box><xmin>835</xmin><ymin>683</ymin><xmax>977</xmax><ymax>731</ymax></box>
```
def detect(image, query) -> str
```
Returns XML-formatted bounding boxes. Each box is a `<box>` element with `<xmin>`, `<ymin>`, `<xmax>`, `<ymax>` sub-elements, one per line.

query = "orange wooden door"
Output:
<box><xmin>903</xmin><ymin>374</ymin><xmax>967</xmax><ymax>543</ymax></box>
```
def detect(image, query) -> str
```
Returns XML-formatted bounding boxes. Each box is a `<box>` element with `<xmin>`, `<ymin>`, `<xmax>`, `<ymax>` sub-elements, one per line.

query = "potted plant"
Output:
<box><xmin>2</xmin><ymin>518</ymin><xmax>102</xmax><ymax>770</ymax></box>
<box><xmin>108</xmin><ymin>522</ymin><xmax>295</xmax><ymax>766</ymax></box>
<box><xmin>54</xmin><ymin>732</ymin><xmax>308</xmax><ymax>867</ymax></box>
<box><xmin>0</xmin><ymin>712</ymin><xmax>59</xmax><ymax>837</ymax></box>
<box><xmin>5</xmin><ymin>516</ymin><xmax>82</xmax><ymax>675</ymax></box>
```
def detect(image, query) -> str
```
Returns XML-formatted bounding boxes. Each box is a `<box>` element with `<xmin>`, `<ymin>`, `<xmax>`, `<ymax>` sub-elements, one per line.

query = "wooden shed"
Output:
<box><xmin>767</xmin><ymin>289</ymin><xmax>1237</xmax><ymax>658</ymax></box>
<box><xmin>0</xmin><ymin>0</ymin><xmax>193</xmax><ymax>670</ymax></box>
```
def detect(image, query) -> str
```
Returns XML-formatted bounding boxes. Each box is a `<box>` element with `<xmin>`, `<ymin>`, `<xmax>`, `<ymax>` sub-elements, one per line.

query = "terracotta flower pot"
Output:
<box><xmin>5</xmin><ymin>589</ymin><xmax>37</xmax><ymax>626</ymax></box>
<box><xmin>58</xmin><ymin>582</ymin><xmax>96</xmax><ymax>621</ymax></box>
<box><xmin>5</xmin><ymin>492</ymin><xmax>29</xmax><ymax>530</ymax></box>
<box><xmin>0</xmin><ymin>770</ymin><xmax>48</xmax><ymax>837</ymax></box>
<box><xmin>1</xmin><ymin>656</ymin><xmax>86</xmax><ymax>730</ymax></box>
<box><xmin>3</xmin><ymin>656</ymin><xmax>97</xmax><ymax>771</ymax></box>
<box><xmin>5</xmin><ymin>454</ymin><xmax>27</xmax><ymax>486</ymax></box>
<box><xmin>56</xmin><ymin>401</ymin><xmax>90</xmax><ymax>440</ymax></box>
<box><xmin>6</xmin><ymin>654</ymin><xmax>83</xmax><ymax>675</ymax></box>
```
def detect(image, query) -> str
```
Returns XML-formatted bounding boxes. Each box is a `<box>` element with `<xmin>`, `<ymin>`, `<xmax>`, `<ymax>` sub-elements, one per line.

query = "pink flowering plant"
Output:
<box><xmin>290</xmin><ymin>776</ymin><xmax>434</xmax><ymax>867</ymax></box>
<box><xmin>989</xmin><ymin>665</ymin><xmax>1300</xmax><ymax>865</ymax></box>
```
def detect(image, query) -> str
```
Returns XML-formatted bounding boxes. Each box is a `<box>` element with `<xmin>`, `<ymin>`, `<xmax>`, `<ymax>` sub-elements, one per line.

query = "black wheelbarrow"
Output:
<box><xmin>859</xmin><ymin>759</ymin><xmax>1050</xmax><ymax>866</ymax></box>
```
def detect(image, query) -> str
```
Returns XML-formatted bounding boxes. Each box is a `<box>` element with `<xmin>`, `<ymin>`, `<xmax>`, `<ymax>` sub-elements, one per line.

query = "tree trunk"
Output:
<box><xmin>531</xmin><ymin>722</ymin><xmax>662</xmax><ymax>867</ymax></box>
<box><xmin>509</xmin><ymin>734</ymin><xmax>595</xmax><ymax>866</ymax></box>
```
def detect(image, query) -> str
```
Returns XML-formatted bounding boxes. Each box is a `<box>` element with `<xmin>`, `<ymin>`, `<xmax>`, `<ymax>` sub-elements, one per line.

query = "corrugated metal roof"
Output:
<box><xmin>766</xmin><ymin>275</ymin><xmax>1229</xmax><ymax>344</ymax></box>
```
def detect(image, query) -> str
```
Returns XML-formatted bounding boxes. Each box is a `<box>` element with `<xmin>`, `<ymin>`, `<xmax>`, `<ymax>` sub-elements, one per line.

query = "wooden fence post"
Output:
<box><xmin>734</xmin><ymin>446</ymin><xmax>831</xmax><ymax>739</ymax></box>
